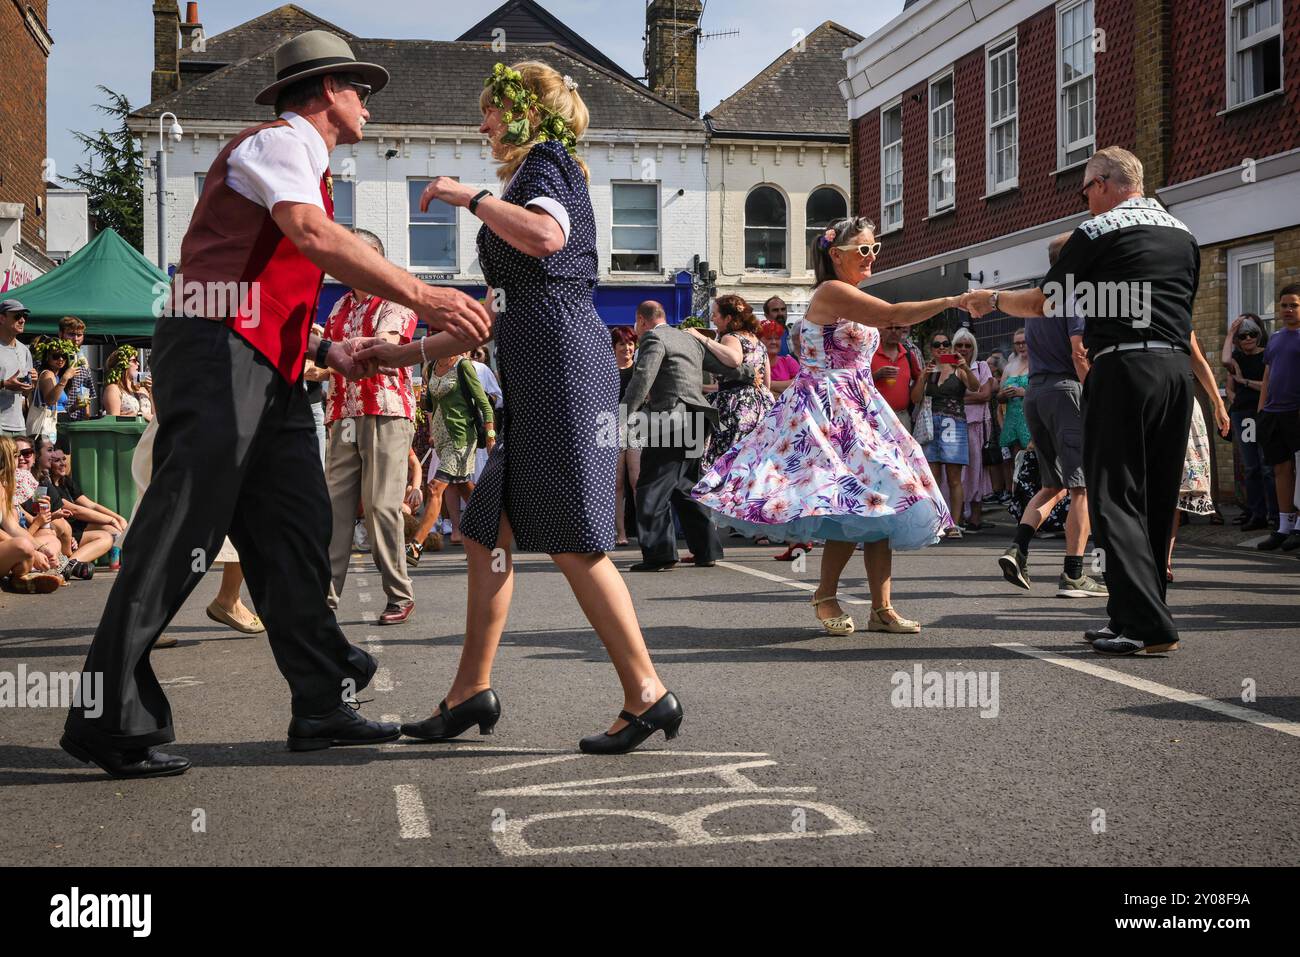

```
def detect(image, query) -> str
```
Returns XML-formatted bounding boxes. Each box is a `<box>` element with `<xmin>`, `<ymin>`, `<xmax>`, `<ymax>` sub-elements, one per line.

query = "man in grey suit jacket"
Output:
<box><xmin>622</xmin><ymin>301</ymin><xmax>744</xmax><ymax>571</ymax></box>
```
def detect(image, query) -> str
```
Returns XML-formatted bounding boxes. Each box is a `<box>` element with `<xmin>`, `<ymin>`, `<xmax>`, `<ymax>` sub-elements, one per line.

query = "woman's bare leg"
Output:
<box><xmin>815</xmin><ymin>540</ymin><xmax>856</xmax><ymax>622</ymax></box>
<box><xmin>447</xmin><ymin>482</ymin><xmax>473</xmax><ymax>543</ymax></box>
<box><xmin>863</xmin><ymin>540</ymin><xmax>892</xmax><ymax>608</ymax></box>
<box><xmin>550</xmin><ymin>549</ymin><xmax>667</xmax><ymax>731</ymax></box>
<box><xmin>444</xmin><ymin>514</ymin><xmax>515</xmax><ymax>707</ymax></box>
<box><xmin>213</xmin><ymin>561</ymin><xmax>259</xmax><ymax>625</ymax></box>
<box><xmin>946</xmin><ymin>464</ymin><xmax>965</xmax><ymax>528</ymax></box>
<box><xmin>72</xmin><ymin>527</ymin><xmax>114</xmax><ymax>564</ymax></box>
<box><xmin>414</xmin><ymin>479</ymin><xmax>448</xmax><ymax>544</ymax></box>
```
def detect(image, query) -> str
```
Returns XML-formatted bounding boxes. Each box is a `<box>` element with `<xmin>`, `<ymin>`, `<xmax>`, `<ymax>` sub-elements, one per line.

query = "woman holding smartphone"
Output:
<box><xmin>913</xmin><ymin>332</ymin><xmax>980</xmax><ymax>538</ymax></box>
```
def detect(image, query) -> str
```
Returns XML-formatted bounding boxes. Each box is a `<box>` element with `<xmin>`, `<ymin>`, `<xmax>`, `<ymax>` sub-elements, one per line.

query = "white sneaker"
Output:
<box><xmin>353</xmin><ymin>521</ymin><xmax>371</xmax><ymax>553</ymax></box>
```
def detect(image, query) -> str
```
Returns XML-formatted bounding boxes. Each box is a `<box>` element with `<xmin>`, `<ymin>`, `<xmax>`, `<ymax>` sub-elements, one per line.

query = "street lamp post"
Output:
<box><xmin>156</xmin><ymin>112</ymin><xmax>184</xmax><ymax>271</ymax></box>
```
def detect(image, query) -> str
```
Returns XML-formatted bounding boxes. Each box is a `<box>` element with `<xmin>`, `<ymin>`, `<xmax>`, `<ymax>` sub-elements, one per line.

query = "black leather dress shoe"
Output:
<box><xmin>286</xmin><ymin>703</ymin><xmax>401</xmax><ymax>751</ymax></box>
<box><xmin>402</xmin><ymin>689</ymin><xmax>501</xmax><ymax>741</ymax></box>
<box><xmin>629</xmin><ymin>560</ymin><xmax>677</xmax><ymax>572</ymax></box>
<box><xmin>1093</xmin><ymin>636</ymin><xmax>1179</xmax><ymax>656</ymax></box>
<box><xmin>60</xmin><ymin>733</ymin><xmax>191</xmax><ymax>779</ymax></box>
<box><xmin>579</xmin><ymin>691</ymin><xmax>683</xmax><ymax>755</ymax></box>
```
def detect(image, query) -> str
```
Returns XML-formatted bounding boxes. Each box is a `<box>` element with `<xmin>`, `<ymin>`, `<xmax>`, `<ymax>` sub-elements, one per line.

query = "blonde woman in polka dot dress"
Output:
<box><xmin>355</xmin><ymin>61</ymin><xmax>681</xmax><ymax>755</ymax></box>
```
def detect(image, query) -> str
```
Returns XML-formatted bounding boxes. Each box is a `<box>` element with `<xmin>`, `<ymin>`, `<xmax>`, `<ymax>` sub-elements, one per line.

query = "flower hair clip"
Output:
<box><xmin>817</xmin><ymin>227</ymin><xmax>838</xmax><ymax>250</ymax></box>
<box><xmin>563</xmin><ymin>75</ymin><xmax>578</xmax><ymax>92</ymax></box>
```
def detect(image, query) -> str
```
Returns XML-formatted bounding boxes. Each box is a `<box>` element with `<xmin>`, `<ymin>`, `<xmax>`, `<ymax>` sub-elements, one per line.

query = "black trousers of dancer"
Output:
<box><xmin>636</xmin><ymin>423</ymin><xmax>723</xmax><ymax>566</ymax></box>
<box><xmin>65</xmin><ymin>318</ymin><xmax>376</xmax><ymax>749</ymax></box>
<box><xmin>1082</xmin><ymin>349</ymin><xmax>1193</xmax><ymax>645</ymax></box>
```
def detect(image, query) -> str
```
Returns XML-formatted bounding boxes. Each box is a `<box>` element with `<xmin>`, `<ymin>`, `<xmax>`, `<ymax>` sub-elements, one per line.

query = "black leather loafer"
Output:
<box><xmin>629</xmin><ymin>560</ymin><xmax>678</xmax><ymax>572</ymax></box>
<box><xmin>286</xmin><ymin>703</ymin><xmax>401</xmax><ymax>751</ymax></box>
<box><xmin>579</xmin><ymin>691</ymin><xmax>683</xmax><ymax>755</ymax></box>
<box><xmin>402</xmin><ymin>689</ymin><xmax>501</xmax><ymax>741</ymax></box>
<box><xmin>60</xmin><ymin>733</ymin><xmax>191</xmax><ymax>779</ymax></box>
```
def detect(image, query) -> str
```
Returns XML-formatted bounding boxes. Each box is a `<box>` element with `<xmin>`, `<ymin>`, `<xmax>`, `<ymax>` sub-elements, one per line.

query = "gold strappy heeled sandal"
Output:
<box><xmin>868</xmin><ymin>605</ymin><xmax>921</xmax><ymax>634</ymax></box>
<box><xmin>810</xmin><ymin>591</ymin><xmax>855</xmax><ymax>636</ymax></box>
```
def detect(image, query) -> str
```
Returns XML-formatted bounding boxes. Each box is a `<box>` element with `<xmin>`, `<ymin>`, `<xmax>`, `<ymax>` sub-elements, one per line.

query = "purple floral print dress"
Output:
<box><xmin>691</xmin><ymin>317</ymin><xmax>951</xmax><ymax>549</ymax></box>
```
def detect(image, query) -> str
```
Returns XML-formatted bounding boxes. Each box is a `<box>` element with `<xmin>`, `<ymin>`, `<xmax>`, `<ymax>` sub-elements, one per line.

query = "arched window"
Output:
<box><xmin>805</xmin><ymin>188</ymin><xmax>848</xmax><ymax>268</ymax></box>
<box><xmin>745</xmin><ymin>186</ymin><xmax>787</xmax><ymax>271</ymax></box>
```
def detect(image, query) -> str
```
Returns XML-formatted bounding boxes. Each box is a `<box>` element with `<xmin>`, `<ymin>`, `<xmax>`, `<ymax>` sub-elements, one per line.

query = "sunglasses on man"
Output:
<box><xmin>1080</xmin><ymin>174</ymin><xmax>1109</xmax><ymax>202</ymax></box>
<box><xmin>343</xmin><ymin>79</ymin><xmax>372</xmax><ymax>106</ymax></box>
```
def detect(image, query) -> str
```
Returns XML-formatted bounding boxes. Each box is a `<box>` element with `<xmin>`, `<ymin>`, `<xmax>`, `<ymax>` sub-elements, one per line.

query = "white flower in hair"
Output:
<box><xmin>563</xmin><ymin>75</ymin><xmax>578</xmax><ymax>91</ymax></box>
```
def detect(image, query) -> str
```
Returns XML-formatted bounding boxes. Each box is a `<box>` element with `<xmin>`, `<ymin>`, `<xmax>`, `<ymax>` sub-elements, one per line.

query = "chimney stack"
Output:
<box><xmin>645</xmin><ymin>0</ymin><xmax>703</xmax><ymax>116</ymax></box>
<box><xmin>180</xmin><ymin>2</ymin><xmax>205</xmax><ymax>57</ymax></box>
<box><xmin>151</xmin><ymin>0</ymin><xmax>181</xmax><ymax>102</ymax></box>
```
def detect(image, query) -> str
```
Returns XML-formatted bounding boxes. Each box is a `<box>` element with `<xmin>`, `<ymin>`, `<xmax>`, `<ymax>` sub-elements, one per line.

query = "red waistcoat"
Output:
<box><xmin>172</xmin><ymin>119</ymin><xmax>334</xmax><ymax>383</ymax></box>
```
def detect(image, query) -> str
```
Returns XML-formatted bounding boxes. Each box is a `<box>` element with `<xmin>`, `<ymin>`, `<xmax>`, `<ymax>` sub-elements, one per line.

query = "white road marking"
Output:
<box><xmin>392</xmin><ymin>784</ymin><xmax>431</xmax><ymax>839</ymax></box>
<box><xmin>479</xmin><ymin>759</ymin><xmax>815</xmax><ymax>798</ymax></box>
<box><xmin>492</xmin><ymin>800</ymin><xmax>871</xmax><ymax>857</ymax></box>
<box><xmin>358</xmin><ymin>592</ymin><xmax>372</xmax><ymax>604</ymax></box>
<box><xmin>996</xmin><ymin>642</ymin><xmax>1300</xmax><ymax>739</ymax></box>
<box><xmin>373</xmin><ymin>668</ymin><xmax>394</xmax><ymax>692</ymax></box>
<box><xmin>355</xmin><ymin>577</ymin><xmax>369</xmax><ymax>587</ymax></box>
<box><xmin>366</xmin><ymin>633</ymin><xmax>384</xmax><ymax>653</ymax></box>
<box><xmin>714</xmin><ymin>561</ymin><xmax>871</xmax><ymax>605</ymax></box>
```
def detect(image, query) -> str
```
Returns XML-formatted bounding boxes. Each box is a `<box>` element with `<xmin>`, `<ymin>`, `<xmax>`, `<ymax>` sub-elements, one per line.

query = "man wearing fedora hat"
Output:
<box><xmin>61</xmin><ymin>31</ymin><xmax>492</xmax><ymax>779</ymax></box>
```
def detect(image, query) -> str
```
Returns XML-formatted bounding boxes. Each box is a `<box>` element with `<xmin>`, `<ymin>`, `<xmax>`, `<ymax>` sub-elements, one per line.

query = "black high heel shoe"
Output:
<box><xmin>401</xmin><ymin>689</ymin><xmax>501</xmax><ymax>741</ymax></box>
<box><xmin>578</xmin><ymin>691</ymin><xmax>683</xmax><ymax>755</ymax></box>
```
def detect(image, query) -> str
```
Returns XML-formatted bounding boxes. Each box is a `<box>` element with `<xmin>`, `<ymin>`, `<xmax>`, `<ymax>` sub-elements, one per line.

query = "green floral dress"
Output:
<box><xmin>426</xmin><ymin>364</ymin><xmax>478</xmax><ymax>483</ymax></box>
<box><xmin>999</xmin><ymin>373</ymin><xmax>1032</xmax><ymax>449</ymax></box>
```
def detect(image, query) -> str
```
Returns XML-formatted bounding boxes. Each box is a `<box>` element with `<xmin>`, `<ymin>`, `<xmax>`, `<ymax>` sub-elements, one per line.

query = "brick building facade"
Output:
<box><xmin>840</xmin><ymin>0</ymin><xmax>1300</xmax><ymax>505</ymax></box>
<box><xmin>0</xmin><ymin>0</ymin><xmax>53</xmax><ymax>265</ymax></box>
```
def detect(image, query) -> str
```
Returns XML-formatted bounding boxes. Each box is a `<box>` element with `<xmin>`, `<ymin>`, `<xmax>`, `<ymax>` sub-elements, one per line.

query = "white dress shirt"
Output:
<box><xmin>226</xmin><ymin>112</ymin><xmax>329</xmax><ymax>212</ymax></box>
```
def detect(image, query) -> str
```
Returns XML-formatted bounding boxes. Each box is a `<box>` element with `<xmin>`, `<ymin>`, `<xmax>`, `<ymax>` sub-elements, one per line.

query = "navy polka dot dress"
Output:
<box><xmin>460</xmin><ymin>140</ymin><xmax>618</xmax><ymax>554</ymax></box>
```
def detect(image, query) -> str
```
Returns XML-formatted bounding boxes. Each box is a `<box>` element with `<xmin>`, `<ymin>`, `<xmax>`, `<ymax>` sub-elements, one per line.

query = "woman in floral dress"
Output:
<box><xmin>1167</xmin><ymin>332</ymin><xmax>1230</xmax><ymax>580</ymax></box>
<box><xmin>693</xmin><ymin>216</ymin><xmax>955</xmax><ymax>635</ymax></box>
<box><xmin>689</xmin><ymin>294</ymin><xmax>774</xmax><ymax>473</ymax></box>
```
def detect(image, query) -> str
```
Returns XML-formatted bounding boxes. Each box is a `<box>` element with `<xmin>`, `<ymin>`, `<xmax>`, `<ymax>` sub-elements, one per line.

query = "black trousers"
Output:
<box><xmin>636</xmin><ymin>438</ymin><xmax>723</xmax><ymax>565</ymax></box>
<box><xmin>65</xmin><ymin>318</ymin><xmax>376</xmax><ymax>749</ymax></box>
<box><xmin>1082</xmin><ymin>349</ymin><xmax>1193</xmax><ymax>646</ymax></box>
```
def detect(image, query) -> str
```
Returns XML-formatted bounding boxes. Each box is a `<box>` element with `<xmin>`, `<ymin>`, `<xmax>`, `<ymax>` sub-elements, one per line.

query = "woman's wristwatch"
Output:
<box><xmin>469</xmin><ymin>190</ymin><xmax>492</xmax><ymax>215</ymax></box>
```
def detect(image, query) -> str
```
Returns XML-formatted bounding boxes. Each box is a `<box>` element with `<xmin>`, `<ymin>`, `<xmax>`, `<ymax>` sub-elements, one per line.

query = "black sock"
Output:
<box><xmin>1063</xmin><ymin>555</ymin><xmax>1084</xmax><ymax>579</ymax></box>
<box><xmin>1013</xmin><ymin>523</ymin><xmax>1035</xmax><ymax>553</ymax></box>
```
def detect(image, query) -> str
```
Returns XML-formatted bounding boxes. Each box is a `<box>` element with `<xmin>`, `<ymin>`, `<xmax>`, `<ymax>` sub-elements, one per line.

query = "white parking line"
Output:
<box><xmin>996</xmin><ymin>642</ymin><xmax>1300</xmax><ymax>739</ymax></box>
<box><xmin>392</xmin><ymin>784</ymin><xmax>431</xmax><ymax>839</ymax></box>
<box><xmin>715</xmin><ymin>561</ymin><xmax>871</xmax><ymax>605</ymax></box>
<box><xmin>373</xmin><ymin>668</ymin><xmax>393</xmax><ymax>692</ymax></box>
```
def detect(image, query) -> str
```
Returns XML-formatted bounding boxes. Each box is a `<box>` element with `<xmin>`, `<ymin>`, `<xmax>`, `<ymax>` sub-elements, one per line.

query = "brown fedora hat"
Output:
<box><xmin>255</xmin><ymin>30</ymin><xmax>390</xmax><ymax>106</ymax></box>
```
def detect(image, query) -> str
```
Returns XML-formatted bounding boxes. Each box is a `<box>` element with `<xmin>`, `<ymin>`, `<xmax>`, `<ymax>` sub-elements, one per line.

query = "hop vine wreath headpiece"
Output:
<box><xmin>483</xmin><ymin>63</ymin><xmax>579</xmax><ymax>155</ymax></box>
<box><xmin>32</xmin><ymin>336</ymin><xmax>81</xmax><ymax>368</ymax></box>
<box><xmin>106</xmin><ymin>345</ymin><xmax>138</xmax><ymax>385</ymax></box>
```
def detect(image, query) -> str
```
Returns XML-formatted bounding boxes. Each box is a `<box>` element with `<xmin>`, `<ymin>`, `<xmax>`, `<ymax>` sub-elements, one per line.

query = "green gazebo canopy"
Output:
<box><xmin>15</xmin><ymin>228</ymin><xmax>167</xmax><ymax>337</ymax></box>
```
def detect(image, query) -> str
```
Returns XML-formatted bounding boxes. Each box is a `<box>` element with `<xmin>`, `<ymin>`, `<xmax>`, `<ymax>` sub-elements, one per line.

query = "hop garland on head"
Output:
<box><xmin>106</xmin><ymin>345</ymin><xmax>138</xmax><ymax>385</ymax></box>
<box><xmin>484</xmin><ymin>63</ymin><xmax>579</xmax><ymax>155</ymax></box>
<box><xmin>32</xmin><ymin>336</ymin><xmax>81</xmax><ymax>368</ymax></box>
